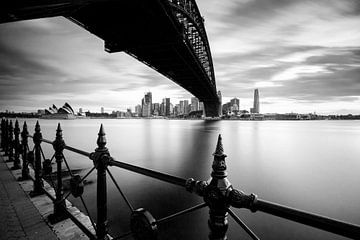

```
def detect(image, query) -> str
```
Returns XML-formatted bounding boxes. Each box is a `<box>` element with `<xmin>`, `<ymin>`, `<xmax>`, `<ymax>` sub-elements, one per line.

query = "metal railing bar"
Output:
<box><xmin>228</xmin><ymin>208</ymin><xmax>260</xmax><ymax>240</ymax></box>
<box><xmin>29</xmin><ymin>135</ymin><xmax>91</xmax><ymax>158</ymax></box>
<box><xmin>61</xmin><ymin>153</ymin><xmax>74</xmax><ymax>177</ymax></box>
<box><xmin>64</xmin><ymin>145</ymin><xmax>91</xmax><ymax>158</ymax></box>
<box><xmin>40</xmin><ymin>146</ymin><xmax>46</xmax><ymax>160</ymax></box>
<box><xmin>109</xmin><ymin>158</ymin><xmax>187</xmax><ymax>188</ymax></box>
<box><xmin>112</xmin><ymin>231</ymin><xmax>132</xmax><ymax>240</ymax></box>
<box><xmin>254</xmin><ymin>199</ymin><xmax>360</xmax><ymax>239</ymax></box>
<box><xmin>60</xmin><ymin>191</ymin><xmax>72</xmax><ymax>204</ymax></box>
<box><xmin>79</xmin><ymin>166</ymin><xmax>95</xmax><ymax>184</ymax></box>
<box><xmin>40</xmin><ymin>138</ymin><xmax>52</xmax><ymax>144</ymax></box>
<box><xmin>79</xmin><ymin>195</ymin><xmax>97</xmax><ymax>232</ymax></box>
<box><xmin>49</xmin><ymin>153</ymin><xmax>55</xmax><ymax>163</ymax></box>
<box><xmin>106</xmin><ymin>168</ymin><xmax>134</xmax><ymax>212</ymax></box>
<box><xmin>156</xmin><ymin>202</ymin><xmax>207</xmax><ymax>224</ymax></box>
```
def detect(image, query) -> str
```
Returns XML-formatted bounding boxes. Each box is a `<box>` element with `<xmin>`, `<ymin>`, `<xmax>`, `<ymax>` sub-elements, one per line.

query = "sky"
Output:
<box><xmin>0</xmin><ymin>0</ymin><xmax>360</xmax><ymax>114</ymax></box>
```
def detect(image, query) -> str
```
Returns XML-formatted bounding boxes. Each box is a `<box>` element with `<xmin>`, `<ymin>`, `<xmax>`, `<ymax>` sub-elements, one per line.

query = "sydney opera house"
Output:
<box><xmin>42</xmin><ymin>103</ymin><xmax>76</xmax><ymax>119</ymax></box>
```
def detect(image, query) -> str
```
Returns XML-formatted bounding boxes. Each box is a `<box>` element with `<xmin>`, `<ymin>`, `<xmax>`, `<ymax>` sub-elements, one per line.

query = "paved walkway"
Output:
<box><xmin>0</xmin><ymin>153</ymin><xmax>58</xmax><ymax>240</ymax></box>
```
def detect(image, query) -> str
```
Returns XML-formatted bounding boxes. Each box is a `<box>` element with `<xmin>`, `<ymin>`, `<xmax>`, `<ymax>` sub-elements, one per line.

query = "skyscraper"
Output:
<box><xmin>101</xmin><ymin>107</ymin><xmax>104</xmax><ymax>114</ymax></box>
<box><xmin>191</xmin><ymin>97</ymin><xmax>199</xmax><ymax>112</ymax></box>
<box><xmin>141</xmin><ymin>92</ymin><xmax>152</xmax><ymax>117</ymax></box>
<box><xmin>251</xmin><ymin>89</ymin><xmax>260</xmax><ymax>113</ymax></box>
<box><xmin>165</xmin><ymin>98</ymin><xmax>171</xmax><ymax>116</ymax></box>
<box><xmin>184</xmin><ymin>100</ymin><xmax>189</xmax><ymax>114</ymax></box>
<box><xmin>218</xmin><ymin>91</ymin><xmax>222</xmax><ymax>116</ymax></box>
<box><xmin>230</xmin><ymin>98</ymin><xmax>240</xmax><ymax>110</ymax></box>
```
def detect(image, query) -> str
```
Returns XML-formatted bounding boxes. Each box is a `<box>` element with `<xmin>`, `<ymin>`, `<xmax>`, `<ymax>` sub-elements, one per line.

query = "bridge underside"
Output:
<box><xmin>1</xmin><ymin>0</ymin><xmax>221</xmax><ymax>117</ymax></box>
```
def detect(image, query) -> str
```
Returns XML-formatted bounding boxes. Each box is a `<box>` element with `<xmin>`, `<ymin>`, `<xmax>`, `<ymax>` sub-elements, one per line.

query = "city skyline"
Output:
<box><xmin>0</xmin><ymin>0</ymin><xmax>360</xmax><ymax>114</ymax></box>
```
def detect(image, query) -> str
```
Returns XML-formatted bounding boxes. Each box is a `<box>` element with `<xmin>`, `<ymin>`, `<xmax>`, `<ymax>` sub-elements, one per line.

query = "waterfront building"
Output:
<box><xmin>191</xmin><ymin>97</ymin><xmax>199</xmax><ymax>112</ymax></box>
<box><xmin>152</xmin><ymin>103</ymin><xmax>160</xmax><ymax>116</ymax></box>
<box><xmin>79</xmin><ymin>108</ymin><xmax>83</xmax><ymax>114</ymax></box>
<box><xmin>230</xmin><ymin>98</ymin><xmax>240</xmax><ymax>110</ymax></box>
<box><xmin>101</xmin><ymin>107</ymin><xmax>104</xmax><ymax>114</ymax></box>
<box><xmin>135</xmin><ymin>105</ymin><xmax>142</xmax><ymax>117</ymax></box>
<box><xmin>179</xmin><ymin>101</ymin><xmax>184</xmax><ymax>115</ymax></box>
<box><xmin>42</xmin><ymin>102</ymin><xmax>75</xmax><ymax>119</ymax></box>
<box><xmin>165</xmin><ymin>98</ymin><xmax>171</xmax><ymax>116</ymax></box>
<box><xmin>141</xmin><ymin>92</ymin><xmax>152</xmax><ymax>117</ymax></box>
<box><xmin>218</xmin><ymin>91</ymin><xmax>222</xmax><ymax>116</ymax></box>
<box><xmin>184</xmin><ymin>100</ymin><xmax>189</xmax><ymax>115</ymax></box>
<box><xmin>174</xmin><ymin>104</ymin><xmax>180</xmax><ymax>116</ymax></box>
<box><xmin>251</xmin><ymin>89</ymin><xmax>260</xmax><ymax>114</ymax></box>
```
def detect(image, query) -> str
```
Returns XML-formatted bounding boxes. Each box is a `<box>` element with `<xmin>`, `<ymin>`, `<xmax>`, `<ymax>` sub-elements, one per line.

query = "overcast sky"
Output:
<box><xmin>0</xmin><ymin>0</ymin><xmax>360</xmax><ymax>114</ymax></box>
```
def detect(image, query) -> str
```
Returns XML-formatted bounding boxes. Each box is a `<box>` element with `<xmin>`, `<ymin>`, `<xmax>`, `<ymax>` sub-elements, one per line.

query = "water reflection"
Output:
<box><xmin>12</xmin><ymin>118</ymin><xmax>360</xmax><ymax>239</ymax></box>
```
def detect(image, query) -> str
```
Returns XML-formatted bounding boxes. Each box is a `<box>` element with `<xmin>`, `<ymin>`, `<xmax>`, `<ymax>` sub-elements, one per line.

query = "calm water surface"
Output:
<box><xmin>18</xmin><ymin>119</ymin><xmax>360</xmax><ymax>240</ymax></box>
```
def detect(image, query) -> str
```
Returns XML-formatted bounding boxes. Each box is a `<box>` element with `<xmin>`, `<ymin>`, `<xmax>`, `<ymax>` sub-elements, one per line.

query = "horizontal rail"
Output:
<box><xmin>64</xmin><ymin>145</ymin><xmax>91</xmax><ymax>157</ymax></box>
<box><xmin>29</xmin><ymin>135</ymin><xmax>92</xmax><ymax>158</ymax></box>
<box><xmin>254</xmin><ymin>199</ymin><xmax>360</xmax><ymax>239</ymax></box>
<box><xmin>109</xmin><ymin>158</ymin><xmax>188</xmax><ymax>187</ymax></box>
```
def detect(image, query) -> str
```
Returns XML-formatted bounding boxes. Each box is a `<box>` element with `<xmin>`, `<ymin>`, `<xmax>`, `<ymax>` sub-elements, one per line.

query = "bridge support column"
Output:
<box><xmin>204</xmin><ymin>101</ymin><xmax>221</xmax><ymax>118</ymax></box>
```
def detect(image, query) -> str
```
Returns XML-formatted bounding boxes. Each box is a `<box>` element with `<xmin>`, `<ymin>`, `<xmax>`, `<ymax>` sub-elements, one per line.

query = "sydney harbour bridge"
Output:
<box><xmin>1</xmin><ymin>0</ymin><xmax>221</xmax><ymax>117</ymax></box>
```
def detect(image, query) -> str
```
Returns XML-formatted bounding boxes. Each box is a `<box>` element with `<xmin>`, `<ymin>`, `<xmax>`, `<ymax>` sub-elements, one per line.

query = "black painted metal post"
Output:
<box><xmin>19</xmin><ymin>122</ymin><xmax>30</xmax><ymax>180</ymax></box>
<box><xmin>30</xmin><ymin>121</ymin><xmax>44</xmax><ymax>197</ymax></box>
<box><xmin>12</xmin><ymin>120</ymin><xmax>21</xmax><ymax>170</ymax></box>
<box><xmin>92</xmin><ymin>124</ymin><xmax>109</xmax><ymax>240</ymax></box>
<box><xmin>7</xmin><ymin>120</ymin><xmax>14</xmax><ymax>162</ymax></box>
<box><xmin>0</xmin><ymin>118</ymin><xmax>4</xmax><ymax>149</ymax></box>
<box><xmin>4</xmin><ymin>119</ymin><xmax>9</xmax><ymax>156</ymax></box>
<box><xmin>205</xmin><ymin>135</ymin><xmax>231</xmax><ymax>240</ymax></box>
<box><xmin>49</xmin><ymin>123</ymin><xmax>68</xmax><ymax>223</ymax></box>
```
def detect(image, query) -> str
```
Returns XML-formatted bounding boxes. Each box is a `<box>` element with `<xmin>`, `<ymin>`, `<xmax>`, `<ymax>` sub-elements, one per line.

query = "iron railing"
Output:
<box><xmin>1</xmin><ymin>117</ymin><xmax>360</xmax><ymax>240</ymax></box>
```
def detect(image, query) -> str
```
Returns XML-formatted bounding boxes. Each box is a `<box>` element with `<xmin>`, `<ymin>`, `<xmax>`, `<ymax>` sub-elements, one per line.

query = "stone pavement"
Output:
<box><xmin>0</xmin><ymin>153</ymin><xmax>58</xmax><ymax>240</ymax></box>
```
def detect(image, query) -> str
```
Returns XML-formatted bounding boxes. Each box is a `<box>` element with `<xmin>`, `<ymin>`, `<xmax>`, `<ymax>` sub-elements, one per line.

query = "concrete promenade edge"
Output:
<box><xmin>0</xmin><ymin>153</ymin><xmax>58</xmax><ymax>240</ymax></box>
<box><xmin>0</xmin><ymin>150</ymin><xmax>96</xmax><ymax>240</ymax></box>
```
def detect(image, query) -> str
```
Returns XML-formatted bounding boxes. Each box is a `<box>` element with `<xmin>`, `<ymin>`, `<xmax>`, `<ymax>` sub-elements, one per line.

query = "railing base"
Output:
<box><xmin>11</xmin><ymin>165</ymin><xmax>21</xmax><ymax>170</ymax></box>
<box><xmin>17</xmin><ymin>175</ymin><xmax>31</xmax><ymax>181</ymax></box>
<box><xmin>29</xmin><ymin>188</ymin><xmax>45</xmax><ymax>197</ymax></box>
<box><xmin>48</xmin><ymin>211</ymin><xmax>69</xmax><ymax>224</ymax></box>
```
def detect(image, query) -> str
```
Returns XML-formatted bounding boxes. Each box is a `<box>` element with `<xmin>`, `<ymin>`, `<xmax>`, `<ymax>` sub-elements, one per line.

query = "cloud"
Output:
<box><xmin>0</xmin><ymin>0</ymin><xmax>360</xmax><ymax>114</ymax></box>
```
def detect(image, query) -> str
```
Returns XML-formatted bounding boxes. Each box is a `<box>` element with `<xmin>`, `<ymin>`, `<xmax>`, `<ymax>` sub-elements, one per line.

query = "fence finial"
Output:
<box><xmin>56</xmin><ymin>123</ymin><xmax>62</xmax><ymax>138</ymax></box>
<box><xmin>97</xmin><ymin>124</ymin><xmax>107</xmax><ymax>149</ymax></box>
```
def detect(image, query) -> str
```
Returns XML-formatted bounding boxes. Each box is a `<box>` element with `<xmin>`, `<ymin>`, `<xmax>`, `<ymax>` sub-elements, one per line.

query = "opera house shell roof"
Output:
<box><xmin>43</xmin><ymin>103</ymin><xmax>75</xmax><ymax>119</ymax></box>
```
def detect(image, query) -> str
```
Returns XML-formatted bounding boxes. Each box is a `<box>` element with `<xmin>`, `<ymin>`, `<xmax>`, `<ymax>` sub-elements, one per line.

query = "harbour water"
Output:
<box><xmin>18</xmin><ymin>119</ymin><xmax>360</xmax><ymax>239</ymax></box>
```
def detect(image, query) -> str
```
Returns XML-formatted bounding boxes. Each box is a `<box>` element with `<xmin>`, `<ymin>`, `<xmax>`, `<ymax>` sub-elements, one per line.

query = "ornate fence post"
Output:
<box><xmin>1</xmin><ymin>118</ymin><xmax>4</xmax><ymax>150</ymax></box>
<box><xmin>30</xmin><ymin>121</ymin><xmax>44</xmax><ymax>197</ymax></box>
<box><xmin>4</xmin><ymin>119</ymin><xmax>8</xmax><ymax>155</ymax></box>
<box><xmin>19</xmin><ymin>121</ymin><xmax>30</xmax><ymax>180</ymax></box>
<box><xmin>91</xmin><ymin>124</ymin><xmax>110</xmax><ymax>240</ymax></box>
<box><xmin>49</xmin><ymin>123</ymin><xmax>68</xmax><ymax>223</ymax></box>
<box><xmin>7</xmin><ymin>120</ymin><xmax>14</xmax><ymax>162</ymax></box>
<box><xmin>204</xmin><ymin>135</ymin><xmax>231</xmax><ymax>240</ymax></box>
<box><xmin>12</xmin><ymin>120</ymin><xmax>21</xmax><ymax>170</ymax></box>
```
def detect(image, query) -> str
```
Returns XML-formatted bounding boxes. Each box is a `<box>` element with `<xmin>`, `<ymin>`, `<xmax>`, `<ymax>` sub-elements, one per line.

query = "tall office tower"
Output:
<box><xmin>191</xmin><ymin>97</ymin><xmax>199</xmax><ymax>112</ymax></box>
<box><xmin>199</xmin><ymin>102</ymin><xmax>204</xmax><ymax>111</ymax></box>
<box><xmin>141</xmin><ymin>92</ymin><xmax>152</xmax><ymax>117</ymax></box>
<box><xmin>252</xmin><ymin>89</ymin><xmax>260</xmax><ymax>113</ymax></box>
<box><xmin>174</xmin><ymin>104</ymin><xmax>180</xmax><ymax>116</ymax></box>
<box><xmin>230</xmin><ymin>98</ymin><xmax>240</xmax><ymax>110</ymax></box>
<box><xmin>153</xmin><ymin>103</ymin><xmax>160</xmax><ymax>116</ymax></box>
<box><xmin>135</xmin><ymin>105</ymin><xmax>142</xmax><ymax>116</ymax></box>
<box><xmin>218</xmin><ymin>91</ymin><xmax>222</xmax><ymax>116</ymax></box>
<box><xmin>179</xmin><ymin>101</ymin><xmax>184</xmax><ymax>114</ymax></box>
<box><xmin>184</xmin><ymin>100</ymin><xmax>189</xmax><ymax>114</ymax></box>
<box><xmin>165</xmin><ymin>98</ymin><xmax>171</xmax><ymax>116</ymax></box>
<box><xmin>79</xmin><ymin>108</ymin><xmax>83</xmax><ymax>114</ymax></box>
<box><xmin>101</xmin><ymin>107</ymin><xmax>104</xmax><ymax>114</ymax></box>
